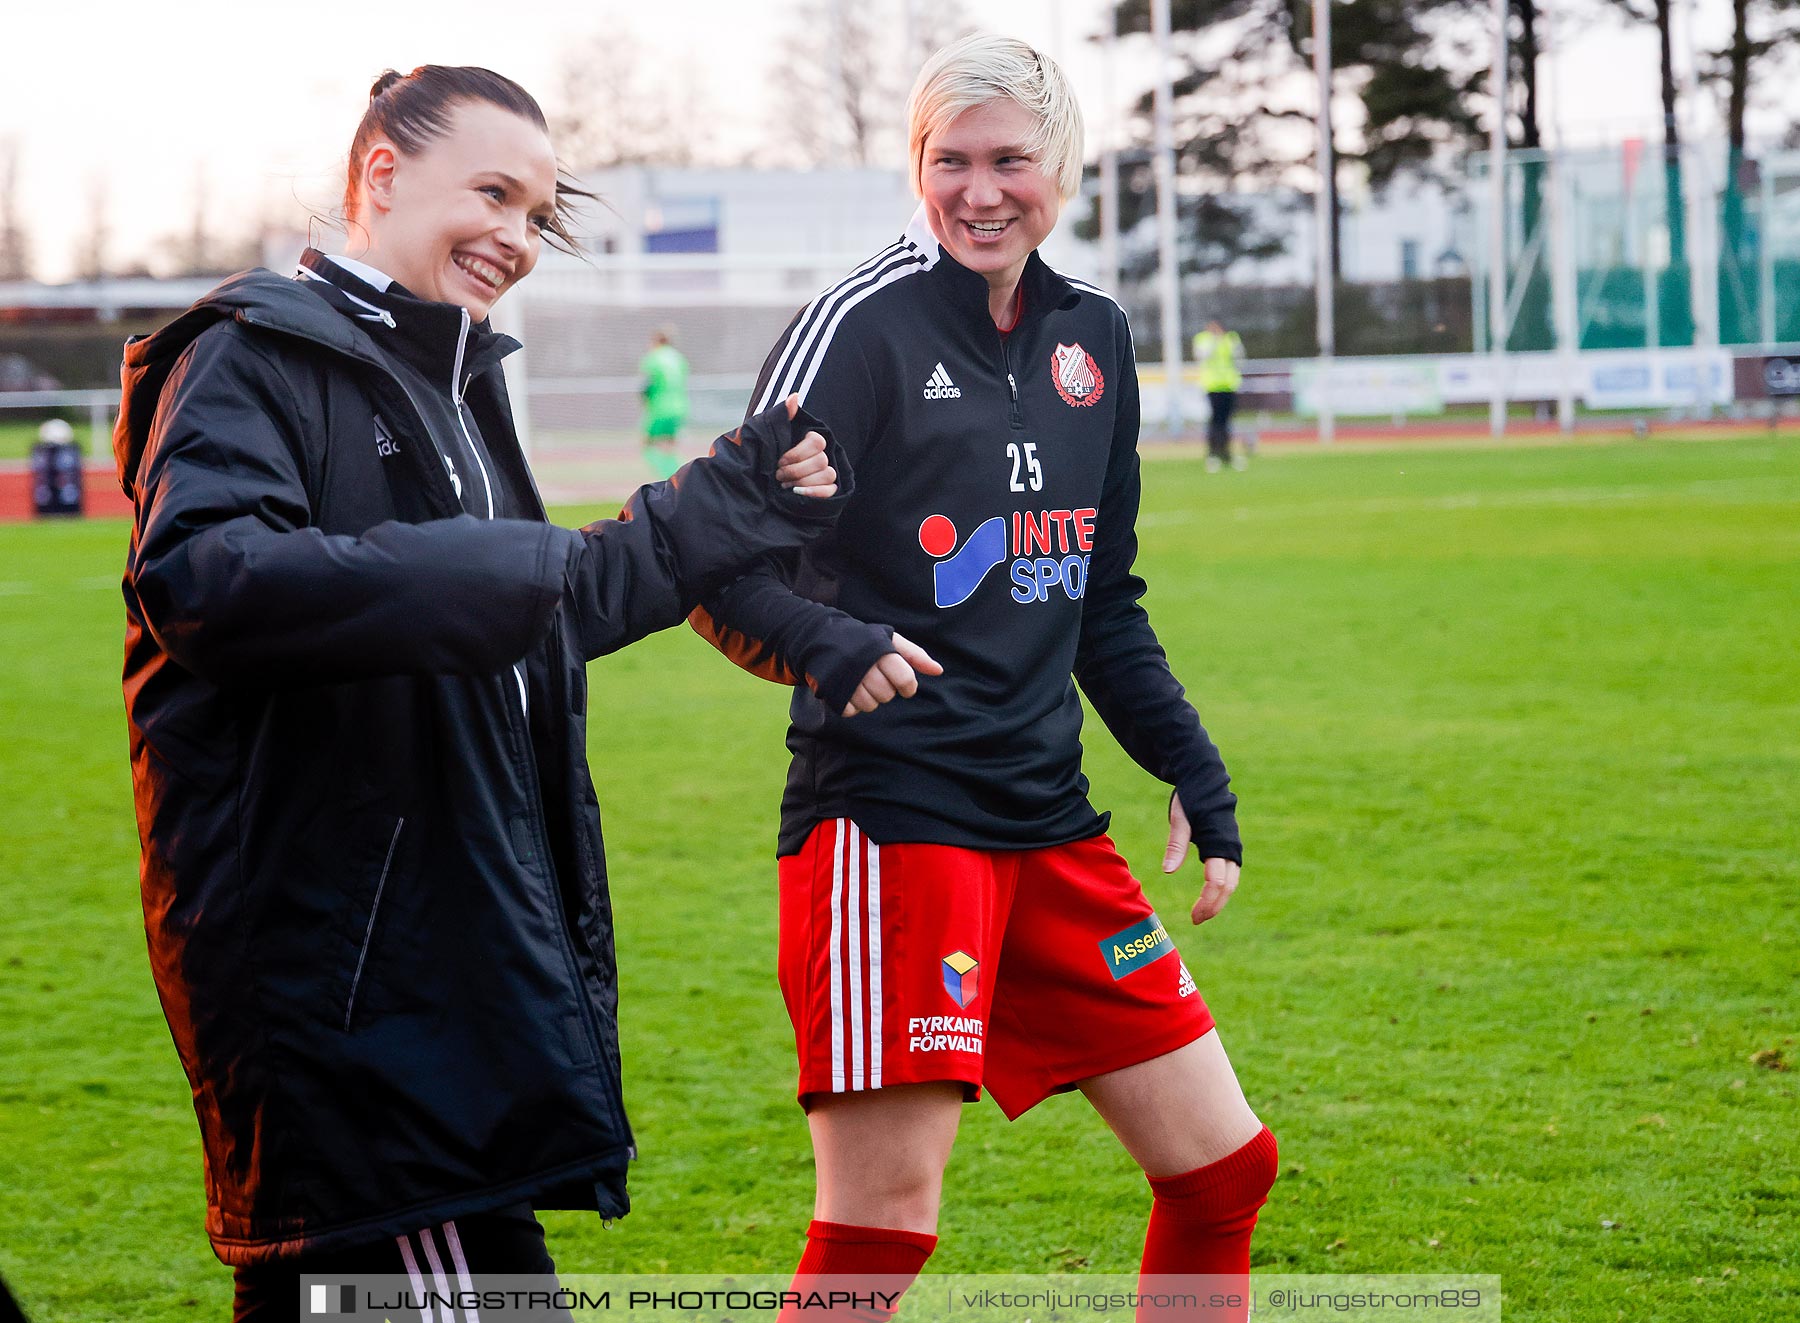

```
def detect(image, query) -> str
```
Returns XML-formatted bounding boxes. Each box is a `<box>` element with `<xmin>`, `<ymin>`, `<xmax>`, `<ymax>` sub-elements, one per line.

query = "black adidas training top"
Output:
<box><xmin>697</xmin><ymin>207</ymin><xmax>1241</xmax><ymax>862</ymax></box>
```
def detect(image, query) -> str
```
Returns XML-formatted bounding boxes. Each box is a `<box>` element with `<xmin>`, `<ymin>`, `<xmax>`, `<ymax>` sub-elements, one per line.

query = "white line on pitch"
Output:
<box><xmin>0</xmin><ymin>577</ymin><xmax>119</xmax><ymax>595</ymax></box>
<box><xmin>1141</xmin><ymin>477</ymin><xmax>1797</xmax><ymax>526</ymax></box>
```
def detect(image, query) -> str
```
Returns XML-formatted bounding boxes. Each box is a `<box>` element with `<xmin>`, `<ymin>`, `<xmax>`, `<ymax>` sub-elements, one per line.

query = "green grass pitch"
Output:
<box><xmin>0</xmin><ymin>421</ymin><xmax>36</xmax><ymax>459</ymax></box>
<box><xmin>0</xmin><ymin>434</ymin><xmax>1795</xmax><ymax>1321</ymax></box>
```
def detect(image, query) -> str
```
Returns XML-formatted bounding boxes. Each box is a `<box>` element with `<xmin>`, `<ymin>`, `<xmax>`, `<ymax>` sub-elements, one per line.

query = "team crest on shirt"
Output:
<box><xmin>1051</xmin><ymin>342</ymin><xmax>1104</xmax><ymax>407</ymax></box>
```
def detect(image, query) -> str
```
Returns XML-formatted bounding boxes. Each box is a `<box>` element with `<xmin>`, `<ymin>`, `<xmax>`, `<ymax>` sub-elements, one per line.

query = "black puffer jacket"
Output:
<box><xmin>115</xmin><ymin>261</ymin><xmax>849</xmax><ymax>1265</ymax></box>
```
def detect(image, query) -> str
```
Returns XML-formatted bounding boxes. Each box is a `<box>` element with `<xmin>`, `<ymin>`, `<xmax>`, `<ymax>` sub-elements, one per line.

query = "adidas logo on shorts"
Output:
<box><xmin>922</xmin><ymin>362</ymin><xmax>962</xmax><ymax>400</ymax></box>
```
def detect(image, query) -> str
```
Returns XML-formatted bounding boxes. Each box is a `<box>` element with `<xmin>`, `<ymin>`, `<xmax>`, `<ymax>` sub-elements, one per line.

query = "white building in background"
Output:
<box><xmin>542</xmin><ymin>165</ymin><xmax>1096</xmax><ymax>276</ymax></box>
<box><xmin>554</xmin><ymin>162</ymin><xmax>1466</xmax><ymax>288</ymax></box>
<box><xmin>251</xmin><ymin>164</ymin><xmax>1474</xmax><ymax>293</ymax></box>
<box><xmin>567</xmin><ymin>166</ymin><xmax>914</xmax><ymax>259</ymax></box>
<box><xmin>1097</xmin><ymin>172</ymin><xmax>1471</xmax><ymax>289</ymax></box>
<box><xmin>1334</xmin><ymin>173</ymin><xmax>1472</xmax><ymax>283</ymax></box>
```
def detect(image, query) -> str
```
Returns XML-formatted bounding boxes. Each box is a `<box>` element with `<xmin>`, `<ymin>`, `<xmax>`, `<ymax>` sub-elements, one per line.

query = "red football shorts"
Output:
<box><xmin>777</xmin><ymin>819</ymin><xmax>1217</xmax><ymax>1119</ymax></box>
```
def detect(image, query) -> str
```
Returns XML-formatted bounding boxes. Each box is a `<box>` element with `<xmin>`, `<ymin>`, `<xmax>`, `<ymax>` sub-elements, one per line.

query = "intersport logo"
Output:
<box><xmin>918</xmin><ymin>507</ymin><xmax>1098</xmax><ymax>608</ymax></box>
<box><xmin>922</xmin><ymin>362</ymin><xmax>962</xmax><ymax>400</ymax></box>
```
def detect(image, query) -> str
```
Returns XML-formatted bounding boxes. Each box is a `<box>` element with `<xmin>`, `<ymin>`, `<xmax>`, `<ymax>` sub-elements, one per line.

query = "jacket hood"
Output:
<box><xmin>113</xmin><ymin>268</ymin><xmax>377</xmax><ymax>499</ymax></box>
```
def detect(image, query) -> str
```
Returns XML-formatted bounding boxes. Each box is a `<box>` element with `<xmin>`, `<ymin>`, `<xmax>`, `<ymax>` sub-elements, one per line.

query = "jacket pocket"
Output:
<box><xmin>342</xmin><ymin>816</ymin><xmax>405</xmax><ymax>1032</ymax></box>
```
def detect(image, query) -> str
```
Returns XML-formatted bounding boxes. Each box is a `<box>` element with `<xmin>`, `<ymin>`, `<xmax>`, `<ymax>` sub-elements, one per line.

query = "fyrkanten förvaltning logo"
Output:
<box><xmin>941</xmin><ymin>950</ymin><xmax>980</xmax><ymax>1008</ymax></box>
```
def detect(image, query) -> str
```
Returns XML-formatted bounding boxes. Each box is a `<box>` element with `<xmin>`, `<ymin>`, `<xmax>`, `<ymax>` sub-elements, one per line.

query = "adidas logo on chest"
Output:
<box><xmin>922</xmin><ymin>362</ymin><xmax>962</xmax><ymax>400</ymax></box>
<box><xmin>373</xmin><ymin>414</ymin><xmax>402</xmax><ymax>458</ymax></box>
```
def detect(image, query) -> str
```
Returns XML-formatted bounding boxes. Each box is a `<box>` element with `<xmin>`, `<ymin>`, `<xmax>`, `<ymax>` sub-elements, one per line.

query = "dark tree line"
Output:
<box><xmin>1083</xmin><ymin>0</ymin><xmax>1493</xmax><ymax>284</ymax></box>
<box><xmin>1705</xmin><ymin>0</ymin><xmax>1800</xmax><ymax>340</ymax></box>
<box><xmin>1085</xmin><ymin>0</ymin><xmax>1798</xmax><ymax>349</ymax></box>
<box><xmin>0</xmin><ymin>139</ymin><xmax>31</xmax><ymax>282</ymax></box>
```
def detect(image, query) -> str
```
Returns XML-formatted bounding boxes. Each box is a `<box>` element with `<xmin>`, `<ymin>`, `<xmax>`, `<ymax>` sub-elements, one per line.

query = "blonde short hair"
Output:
<box><xmin>906</xmin><ymin>33</ymin><xmax>1085</xmax><ymax>203</ymax></box>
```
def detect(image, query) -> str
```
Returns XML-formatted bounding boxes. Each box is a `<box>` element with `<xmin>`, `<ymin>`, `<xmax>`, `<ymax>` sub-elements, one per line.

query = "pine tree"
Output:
<box><xmin>1092</xmin><ymin>0</ymin><xmax>1484</xmax><ymax>282</ymax></box>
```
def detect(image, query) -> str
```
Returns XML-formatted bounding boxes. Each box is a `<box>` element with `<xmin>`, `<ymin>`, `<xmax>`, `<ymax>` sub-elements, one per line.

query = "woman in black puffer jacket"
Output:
<box><xmin>116</xmin><ymin>64</ymin><xmax>881</xmax><ymax>1321</ymax></box>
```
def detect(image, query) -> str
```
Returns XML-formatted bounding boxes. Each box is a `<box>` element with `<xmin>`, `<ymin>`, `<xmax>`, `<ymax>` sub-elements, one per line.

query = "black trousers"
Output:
<box><xmin>1206</xmin><ymin>391</ymin><xmax>1238</xmax><ymax>458</ymax></box>
<box><xmin>232</xmin><ymin>1204</ymin><xmax>567</xmax><ymax>1322</ymax></box>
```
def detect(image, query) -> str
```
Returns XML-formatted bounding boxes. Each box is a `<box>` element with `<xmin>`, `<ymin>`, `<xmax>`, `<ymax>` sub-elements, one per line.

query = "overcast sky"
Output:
<box><xmin>2</xmin><ymin>0</ymin><xmax>1779</xmax><ymax>282</ymax></box>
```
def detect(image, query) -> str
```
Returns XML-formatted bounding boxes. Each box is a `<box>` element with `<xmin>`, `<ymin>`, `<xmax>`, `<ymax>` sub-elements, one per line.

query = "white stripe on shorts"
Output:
<box><xmin>867</xmin><ymin>838</ymin><xmax>883</xmax><ymax>1089</ymax></box>
<box><xmin>829</xmin><ymin>818</ymin><xmax>846</xmax><ymax>1091</ymax></box>
<box><xmin>847</xmin><ymin>822</ymin><xmax>866</xmax><ymax>1089</ymax></box>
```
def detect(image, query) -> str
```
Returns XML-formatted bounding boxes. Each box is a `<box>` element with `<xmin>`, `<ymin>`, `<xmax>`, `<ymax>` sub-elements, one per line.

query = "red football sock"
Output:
<box><xmin>1138</xmin><ymin>1125</ymin><xmax>1279</xmax><ymax>1323</ymax></box>
<box><xmin>777</xmin><ymin>1220</ymin><xmax>938</xmax><ymax>1323</ymax></box>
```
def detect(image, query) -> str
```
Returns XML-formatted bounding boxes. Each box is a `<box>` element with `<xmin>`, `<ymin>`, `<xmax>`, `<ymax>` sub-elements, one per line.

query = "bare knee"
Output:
<box><xmin>807</xmin><ymin>1083</ymin><xmax>963</xmax><ymax>1234</ymax></box>
<box><xmin>819</xmin><ymin>1156</ymin><xmax>947</xmax><ymax>1231</ymax></box>
<box><xmin>1083</xmin><ymin>1033</ymin><xmax>1266</xmax><ymax>1176</ymax></box>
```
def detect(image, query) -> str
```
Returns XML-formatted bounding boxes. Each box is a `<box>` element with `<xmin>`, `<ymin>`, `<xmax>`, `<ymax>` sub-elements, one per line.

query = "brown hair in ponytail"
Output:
<box><xmin>344</xmin><ymin>65</ymin><xmax>594</xmax><ymax>254</ymax></box>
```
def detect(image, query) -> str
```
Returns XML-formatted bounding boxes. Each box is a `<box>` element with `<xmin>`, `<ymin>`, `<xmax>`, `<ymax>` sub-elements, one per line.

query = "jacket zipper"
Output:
<box><xmin>448</xmin><ymin>309</ymin><xmax>527</xmax><ymax>716</ymax></box>
<box><xmin>442</xmin><ymin>315</ymin><xmax>583</xmax><ymax>1101</ymax></box>
<box><xmin>244</xmin><ymin>306</ymin><xmax>629</xmax><ymax>1149</ymax></box>
<box><xmin>1000</xmin><ymin>336</ymin><xmax>1024</xmax><ymax>431</ymax></box>
<box><xmin>365</xmin><ymin>300</ymin><xmax>621</xmax><ymax>1136</ymax></box>
<box><xmin>508</xmin><ymin>666</ymin><xmax>632</xmax><ymax>1145</ymax></box>
<box><xmin>450</xmin><ymin>309</ymin><xmax>498</xmax><ymax>522</ymax></box>
<box><xmin>343</xmin><ymin>816</ymin><xmax>405</xmax><ymax>1031</ymax></box>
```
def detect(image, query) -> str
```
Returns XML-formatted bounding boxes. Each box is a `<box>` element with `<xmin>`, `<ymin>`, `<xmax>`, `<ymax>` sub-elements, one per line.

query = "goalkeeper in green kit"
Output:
<box><xmin>642</xmin><ymin>327</ymin><xmax>690</xmax><ymax>478</ymax></box>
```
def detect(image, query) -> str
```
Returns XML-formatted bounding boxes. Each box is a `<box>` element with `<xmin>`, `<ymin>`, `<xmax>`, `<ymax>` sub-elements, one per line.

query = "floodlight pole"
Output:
<box><xmin>829</xmin><ymin>0</ymin><xmax>848</xmax><ymax>166</ymax></box>
<box><xmin>1678</xmin><ymin>0</ymin><xmax>1716</xmax><ymax>414</ymax></box>
<box><xmin>1151</xmin><ymin>0</ymin><xmax>1184</xmax><ymax>435</ymax></box>
<box><xmin>1488</xmin><ymin>0</ymin><xmax>1508</xmax><ymax>439</ymax></box>
<box><xmin>1545</xmin><ymin>0</ymin><xmax>1577</xmax><ymax>433</ymax></box>
<box><xmin>1549</xmin><ymin>161</ymin><xmax>1579</xmax><ymax>435</ymax></box>
<box><xmin>1761</xmin><ymin>166</ymin><xmax>1777</xmax><ymax>348</ymax></box>
<box><xmin>1312</xmin><ymin>0</ymin><xmax>1335</xmax><ymax>445</ymax></box>
<box><xmin>1097</xmin><ymin>20</ymin><xmax>1120</xmax><ymax>294</ymax></box>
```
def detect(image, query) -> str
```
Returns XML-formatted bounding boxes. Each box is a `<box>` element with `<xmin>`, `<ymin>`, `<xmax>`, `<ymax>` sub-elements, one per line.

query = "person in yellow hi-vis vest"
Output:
<box><xmin>1192</xmin><ymin>319</ymin><xmax>1245</xmax><ymax>471</ymax></box>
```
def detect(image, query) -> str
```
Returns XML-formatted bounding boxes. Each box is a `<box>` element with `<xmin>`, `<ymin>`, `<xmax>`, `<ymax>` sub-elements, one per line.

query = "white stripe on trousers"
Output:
<box><xmin>442</xmin><ymin>1220</ymin><xmax>480</xmax><ymax>1323</ymax></box>
<box><xmin>393</xmin><ymin>1221</ymin><xmax>481</xmax><ymax>1323</ymax></box>
<box><xmin>393</xmin><ymin>1234</ymin><xmax>434</xmax><ymax>1323</ymax></box>
<box><xmin>418</xmin><ymin>1228</ymin><xmax>457</xmax><ymax>1323</ymax></box>
<box><xmin>827</xmin><ymin>820</ymin><xmax>883</xmax><ymax>1092</ymax></box>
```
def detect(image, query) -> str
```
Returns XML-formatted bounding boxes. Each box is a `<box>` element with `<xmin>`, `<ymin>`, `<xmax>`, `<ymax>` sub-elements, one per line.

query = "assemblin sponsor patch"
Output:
<box><xmin>1100</xmin><ymin>914</ymin><xmax>1175</xmax><ymax>980</ymax></box>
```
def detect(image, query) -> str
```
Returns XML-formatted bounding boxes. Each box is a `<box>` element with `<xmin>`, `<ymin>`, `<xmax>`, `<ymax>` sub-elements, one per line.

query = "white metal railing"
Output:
<box><xmin>0</xmin><ymin>390</ymin><xmax>119</xmax><ymax>457</ymax></box>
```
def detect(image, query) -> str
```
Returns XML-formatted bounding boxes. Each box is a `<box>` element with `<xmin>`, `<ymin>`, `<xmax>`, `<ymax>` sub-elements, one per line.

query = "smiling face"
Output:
<box><xmin>920</xmin><ymin>97</ymin><xmax>1063</xmax><ymax>303</ymax></box>
<box><xmin>350</xmin><ymin>100</ymin><xmax>559</xmax><ymax>319</ymax></box>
